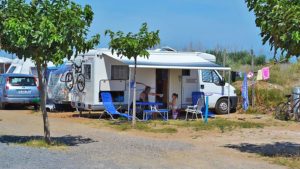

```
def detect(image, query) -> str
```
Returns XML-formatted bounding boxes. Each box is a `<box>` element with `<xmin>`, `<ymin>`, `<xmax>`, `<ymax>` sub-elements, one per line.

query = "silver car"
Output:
<box><xmin>0</xmin><ymin>74</ymin><xmax>40</xmax><ymax>109</ymax></box>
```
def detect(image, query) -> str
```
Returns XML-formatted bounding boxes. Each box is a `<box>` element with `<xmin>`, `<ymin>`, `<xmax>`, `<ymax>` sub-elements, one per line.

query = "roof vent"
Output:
<box><xmin>161</xmin><ymin>46</ymin><xmax>177</xmax><ymax>52</ymax></box>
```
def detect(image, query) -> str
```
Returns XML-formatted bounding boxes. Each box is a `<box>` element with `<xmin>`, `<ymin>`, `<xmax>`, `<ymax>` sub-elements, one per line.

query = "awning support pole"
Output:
<box><xmin>228</xmin><ymin>70</ymin><xmax>231</xmax><ymax>115</ymax></box>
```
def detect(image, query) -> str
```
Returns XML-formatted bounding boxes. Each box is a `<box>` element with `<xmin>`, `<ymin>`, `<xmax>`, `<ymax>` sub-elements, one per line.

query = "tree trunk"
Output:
<box><xmin>36</xmin><ymin>63</ymin><xmax>51</xmax><ymax>144</ymax></box>
<box><xmin>132</xmin><ymin>58</ymin><xmax>137</xmax><ymax>127</ymax></box>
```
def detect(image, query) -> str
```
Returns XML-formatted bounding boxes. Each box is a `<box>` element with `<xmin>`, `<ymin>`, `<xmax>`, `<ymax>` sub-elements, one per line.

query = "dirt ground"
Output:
<box><xmin>1</xmin><ymin>109</ymin><xmax>300</xmax><ymax>169</ymax></box>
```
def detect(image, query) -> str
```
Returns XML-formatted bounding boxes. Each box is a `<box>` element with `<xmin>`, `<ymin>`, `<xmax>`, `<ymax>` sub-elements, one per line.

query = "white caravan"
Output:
<box><xmin>6</xmin><ymin>58</ymin><xmax>55</xmax><ymax>76</ymax></box>
<box><xmin>0</xmin><ymin>57</ymin><xmax>12</xmax><ymax>74</ymax></box>
<box><xmin>70</xmin><ymin>48</ymin><xmax>237</xmax><ymax>114</ymax></box>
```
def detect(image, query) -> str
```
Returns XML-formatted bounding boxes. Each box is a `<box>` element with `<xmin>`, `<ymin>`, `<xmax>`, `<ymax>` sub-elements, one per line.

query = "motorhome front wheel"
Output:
<box><xmin>215</xmin><ymin>98</ymin><xmax>229</xmax><ymax>114</ymax></box>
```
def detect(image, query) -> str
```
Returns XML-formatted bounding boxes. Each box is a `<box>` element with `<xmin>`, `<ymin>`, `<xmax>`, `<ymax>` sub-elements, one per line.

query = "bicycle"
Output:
<box><xmin>275</xmin><ymin>94</ymin><xmax>300</xmax><ymax>121</ymax></box>
<box><xmin>64</xmin><ymin>60</ymin><xmax>85</xmax><ymax>92</ymax></box>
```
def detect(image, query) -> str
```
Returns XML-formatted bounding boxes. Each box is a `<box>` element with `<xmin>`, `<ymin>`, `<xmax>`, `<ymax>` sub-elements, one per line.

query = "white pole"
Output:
<box><xmin>127</xmin><ymin>68</ymin><xmax>131</xmax><ymax>119</ymax></box>
<box><xmin>228</xmin><ymin>70</ymin><xmax>231</xmax><ymax>115</ymax></box>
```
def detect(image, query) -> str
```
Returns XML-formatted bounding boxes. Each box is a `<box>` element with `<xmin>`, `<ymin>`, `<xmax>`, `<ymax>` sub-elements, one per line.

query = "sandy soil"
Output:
<box><xmin>1</xmin><ymin>110</ymin><xmax>299</xmax><ymax>169</ymax></box>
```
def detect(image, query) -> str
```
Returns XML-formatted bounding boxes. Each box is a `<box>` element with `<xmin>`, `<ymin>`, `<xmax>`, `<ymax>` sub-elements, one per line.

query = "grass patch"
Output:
<box><xmin>171</xmin><ymin>118</ymin><xmax>264</xmax><ymax>132</ymax></box>
<box><xmin>270</xmin><ymin>156</ymin><xmax>300</xmax><ymax>169</ymax></box>
<box><xmin>244</xmin><ymin>107</ymin><xmax>265</xmax><ymax>114</ymax></box>
<box><xmin>17</xmin><ymin>139</ymin><xmax>66</xmax><ymax>150</ymax></box>
<box><xmin>107</xmin><ymin>121</ymin><xmax>178</xmax><ymax>134</ymax></box>
<box><xmin>107</xmin><ymin>118</ymin><xmax>263</xmax><ymax>133</ymax></box>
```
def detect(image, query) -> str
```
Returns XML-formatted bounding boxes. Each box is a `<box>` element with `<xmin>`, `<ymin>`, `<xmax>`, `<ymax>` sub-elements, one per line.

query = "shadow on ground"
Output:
<box><xmin>0</xmin><ymin>135</ymin><xmax>96</xmax><ymax>146</ymax></box>
<box><xmin>225</xmin><ymin>142</ymin><xmax>300</xmax><ymax>157</ymax></box>
<box><xmin>3</xmin><ymin>105</ymin><xmax>34</xmax><ymax>110</ymax></box>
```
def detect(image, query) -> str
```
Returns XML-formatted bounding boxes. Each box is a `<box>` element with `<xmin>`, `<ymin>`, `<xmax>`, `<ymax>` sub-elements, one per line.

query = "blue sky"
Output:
<box><xmin>75</xmin><ymin>0</ymin><xmax>270</xmax><ymax>55</ymax></box>
<box><xmin>1</xmin><ymin>0</ymin><xmax>273</xmax><ymax>58</ymax></box>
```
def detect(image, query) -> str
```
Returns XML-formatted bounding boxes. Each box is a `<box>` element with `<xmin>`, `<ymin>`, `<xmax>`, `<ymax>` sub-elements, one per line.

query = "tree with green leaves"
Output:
<box><xmin>245</xmin><ymin>0</ymin><xmax>300</xmax><ymax>60</ymax></box>
<box><xmin>105</xmin><ymin>23</ymin><xmax>160</xmax><ymax>127</ymax></box>
<box><xmin>0</xmin><ymin>0</ymin><xmax>100</xmax><ymax>144</ymax></box>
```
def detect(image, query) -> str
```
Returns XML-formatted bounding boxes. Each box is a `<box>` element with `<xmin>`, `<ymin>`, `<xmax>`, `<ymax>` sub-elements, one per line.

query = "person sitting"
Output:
<box><xmin>139</xmin><ymin>86</ymin><xmax>162</xmax><ymax>102</ymax></box>
<box><xmin>169</xmin><ymin>93</ymin><xmax>179</xmax><ymax>119</ymax></box>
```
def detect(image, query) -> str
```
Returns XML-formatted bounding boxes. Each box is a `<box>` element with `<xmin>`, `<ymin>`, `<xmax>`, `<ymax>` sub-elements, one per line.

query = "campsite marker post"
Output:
<box><xmin>204</xmin><ymin>92</ymin><xmax>213</xmax><ymax>123</ymax></box>
<box><xmin>204</xmin><ymin>96</ymin><xmax>209</xmax><ymax>123</ymax></box>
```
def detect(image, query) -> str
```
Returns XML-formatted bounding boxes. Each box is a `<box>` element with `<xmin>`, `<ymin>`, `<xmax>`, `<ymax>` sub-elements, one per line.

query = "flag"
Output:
<box><xmin>262</xmin><ymin>67</ymin><xmax>270</xmax><ymax>80</ymax></box>
<box><xmin>242</xmin><ymin>73</ymin><xmax>249</xmax><ymax>111</ymax></box>
<box><xmin>257</xmin><ymin>69</ymin><xmax>263</xmax><ymax>81</ymax></box>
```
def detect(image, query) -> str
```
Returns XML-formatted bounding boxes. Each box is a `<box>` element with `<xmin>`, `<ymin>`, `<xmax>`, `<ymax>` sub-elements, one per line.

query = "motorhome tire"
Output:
<box><xmin>215</xmin><ymin>98</ymin><xmax>229</xmax><ymax>114</ymax></box>
<box><xmin>65</xmin><ymin>72</ymin><xmax>74</xmax><ymax>91</ymax></box>
<box><xmin>76</xmin><ymin>74</ymin><xmax>85</xmax><ymax>92</ymax></box>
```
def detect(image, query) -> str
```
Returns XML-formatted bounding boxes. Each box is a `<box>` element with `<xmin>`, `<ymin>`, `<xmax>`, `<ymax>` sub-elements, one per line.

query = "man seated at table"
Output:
<box><xmin>139</xmin><ymin>86</ymin><xmax>162</xmax><ymax>102</ymax></box>
<box><xmin>138</xmin><ymin>86</ymin><xmax>163</xmax><ymax>119</ymax></box>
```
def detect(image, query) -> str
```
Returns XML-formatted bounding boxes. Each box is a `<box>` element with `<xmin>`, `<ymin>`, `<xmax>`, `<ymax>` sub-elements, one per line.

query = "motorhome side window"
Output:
<box><xmin>111</xmin><ymin>65</ymin><xmax>129</xmax><ymax>80</ymax></box>
<box><xmin>202</xmin><ymin>70</ymin><xmax>220</xmax><ymax>84</ymax></box>
<box><xmin>83</xmin><ymin>64</ymin><xmax>91</xmax><ymax>81</ymax></box>
<box><xmin>182</xmin><ymin>69</ymin><xmax>190</xmax><ymax>76</ymax></box>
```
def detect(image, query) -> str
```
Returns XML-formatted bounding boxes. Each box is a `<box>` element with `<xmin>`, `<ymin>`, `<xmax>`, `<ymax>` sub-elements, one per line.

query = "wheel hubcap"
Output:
<box><xmin>220</xmin><ymin>102</ymin><xmax>228</xmax><ymax>111</ymax></box>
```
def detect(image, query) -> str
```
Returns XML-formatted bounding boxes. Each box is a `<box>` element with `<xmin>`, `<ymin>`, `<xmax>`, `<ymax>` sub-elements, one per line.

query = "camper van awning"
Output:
<box><xmin>102</xmin><ymin>51</ymin><xmax>231</xmax><ymax>70</ymax></box>
<box><xmin>0</xmin><ymin>57</ymin><xmax>12</xmax><ymax>63</ymax></box>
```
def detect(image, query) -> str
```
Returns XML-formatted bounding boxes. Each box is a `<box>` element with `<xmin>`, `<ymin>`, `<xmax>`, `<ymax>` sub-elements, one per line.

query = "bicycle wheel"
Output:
<box><xmin>76</xmin><ymin>74</ymin><xmax>85</xmax><ymax>92</ymax></box>
<box><xmin>65</xmin><ymin>71</ymin><xmax>74</xmax><ymax>91</ymax></box>
<box><xmin>275</xmin><ymin>102</ymin><xmax>291</xmax><ymax>120</ymax></box>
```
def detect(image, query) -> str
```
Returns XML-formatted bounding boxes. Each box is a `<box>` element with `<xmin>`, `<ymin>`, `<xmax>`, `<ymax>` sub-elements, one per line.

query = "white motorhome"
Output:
<box><xmin>70</xmin><ymin>48</ymin><xmax>237</xmax><ymax>114</ymax></box>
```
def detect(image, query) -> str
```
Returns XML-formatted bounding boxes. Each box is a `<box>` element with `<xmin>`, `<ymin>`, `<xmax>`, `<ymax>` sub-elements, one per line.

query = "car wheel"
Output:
<box><xmin>215</xmin><ymin>98</ymin><xmax>229</xmax><ymax>114</ymax></box>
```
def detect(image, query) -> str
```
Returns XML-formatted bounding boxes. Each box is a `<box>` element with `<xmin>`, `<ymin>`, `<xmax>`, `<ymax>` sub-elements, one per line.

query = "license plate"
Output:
<box><xmin>18</xmin><ymin>90</ymin><xmax>31</xmax><ymax>94</ymax></box>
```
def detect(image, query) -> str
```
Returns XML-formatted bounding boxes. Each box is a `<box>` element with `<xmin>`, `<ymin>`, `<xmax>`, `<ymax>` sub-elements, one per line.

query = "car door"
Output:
<box><xmin>0</xmin><ymin>75</ymin><xmax>3</xmax><ymax>100</ymax></box>
<box><xmin>199</xmin><ymin>70</ymin><xmax>225</xmax><ymax>108</ymax></box>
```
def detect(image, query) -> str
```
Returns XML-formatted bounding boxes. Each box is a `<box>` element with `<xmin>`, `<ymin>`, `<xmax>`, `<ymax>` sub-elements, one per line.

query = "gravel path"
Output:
<box><xmin>0</xmin><ymin>110</ymin><xmax>295</xmax><ymax>169</ymax></box>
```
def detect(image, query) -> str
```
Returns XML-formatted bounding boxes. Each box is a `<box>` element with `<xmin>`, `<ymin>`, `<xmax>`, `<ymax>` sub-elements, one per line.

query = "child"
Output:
<box><xmin>169</xmin><ymin>93</ymin><xmax>179</xmax><ymax>119</ymax></box>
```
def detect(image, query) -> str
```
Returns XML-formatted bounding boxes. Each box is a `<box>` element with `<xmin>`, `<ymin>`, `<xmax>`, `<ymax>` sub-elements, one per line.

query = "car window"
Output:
<box><xmin>9</xmin><ymin>77</ymin><xmax>36</xmax><ymax>86</ymax></box>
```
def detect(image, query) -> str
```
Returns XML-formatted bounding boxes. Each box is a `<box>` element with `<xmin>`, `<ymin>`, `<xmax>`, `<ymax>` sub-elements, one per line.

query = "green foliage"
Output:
<box><xmin>246</xmin><ymin>0</ymin><xmax>300</xmax><ymax>59</ymax></box>
<box><xmin>254</xmin><ymin>88</ymin><xmax>285</xmax><ymax>107</ymax></box>
<box><xmin>206</xmin><ymin>49</ymin><xmax>266</xmax><ymax>67</ymax></box>
<box><xmin>269</xmin><ymin>63</ymin><xmax>300</xmax><ymax>87</ymax></box>
<box><xmin>0</xmin><ymin>0</ymin><xmax>100</xmax><ymax>64</ymax></box>
<box><xmin>105</xmin><ymin>23</ymin><xmax>160</xmax><ymax>61</ymax></box>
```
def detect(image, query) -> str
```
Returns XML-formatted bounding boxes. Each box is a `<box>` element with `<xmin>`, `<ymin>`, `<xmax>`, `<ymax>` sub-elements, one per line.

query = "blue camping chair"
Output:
<box><xmin>100</xmin><ymin>92</ymin><xmax>132</xmax><ymax>120</ymax></box>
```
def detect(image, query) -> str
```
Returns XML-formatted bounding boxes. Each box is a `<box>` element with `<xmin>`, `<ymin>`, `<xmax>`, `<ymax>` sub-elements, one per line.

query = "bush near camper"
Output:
<box><xmin>208</xmin><ymin>49</ymin><xmax>300</xmax><ymax>116</ymax></box>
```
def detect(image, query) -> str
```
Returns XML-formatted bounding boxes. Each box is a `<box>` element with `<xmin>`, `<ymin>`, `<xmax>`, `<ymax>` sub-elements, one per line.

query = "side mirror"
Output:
<box><xmin>219</xmin><ymin>79</ymin><xmax>225</xmax><ymax>86</ymax></box>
